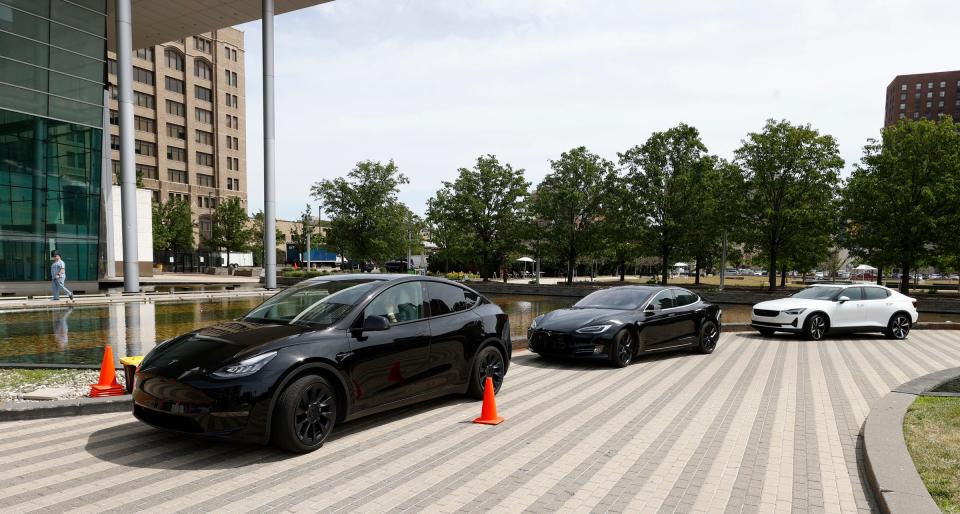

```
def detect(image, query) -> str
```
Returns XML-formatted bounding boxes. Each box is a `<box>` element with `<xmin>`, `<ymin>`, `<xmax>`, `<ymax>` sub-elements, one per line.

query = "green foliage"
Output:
<box><xmin>426</xmin><ymin>155</ymin><xmax>530</xmax><ymax>280</ymax></box>
<box><xmin>842</xmin><ymin>117</ymin><xmax>960</xmax><ymax>294</ymax></box>
<box><xmin>209</xmin><ymin>197</ymin><xmax>253</xmax><ymax>264</ymax></box>
<box><xmin>734</xmin><ymin>119</ymin><xmax>843</xmax><ymax>290</ymax></box>
<box><xmin>532</xmin><ymin>147</ymin><xmax>616</xmax><ymax>284</ymax></box>
<box><xmin>152</xmin><ymin>198</ymin><xmax>194</xmax><ymax>253</ymax></box>
<box><xmin>250</xmin><ymin>210</ymin><xmax>285</xmax><ymax>267</ymax></box>
<box><xmin>288</xmin><ymin>204</ymin><xmax>320</xmax><ymax>259</ymax></box>
<box><xmin>311</xmin><ymin>160</ymin><xmax>414</xmax><ymax>265</ymax></box>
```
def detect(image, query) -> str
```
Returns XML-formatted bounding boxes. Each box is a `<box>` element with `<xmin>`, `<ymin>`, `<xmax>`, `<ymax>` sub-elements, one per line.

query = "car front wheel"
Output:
<box><xmin>804</xmin><ymin>314</ymin><xmax>828</xmax><ymax>341</ymax></box>
<box><xmin>608</xmin><ymin>329</ymin><xmax>635</xmax><ymax>368</ymax></box>
<box><xmin>885</xmin><ymin>313</ymin><xmax>911</xmax><ymax>340</ymax></box>
<box><xmin>272</xmin><ymin>375</ymin><xmax>338</xmax><ymax>453</ymax></box>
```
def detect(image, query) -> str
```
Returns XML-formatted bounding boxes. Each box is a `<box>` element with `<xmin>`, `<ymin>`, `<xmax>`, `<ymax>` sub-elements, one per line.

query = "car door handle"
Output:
<box><xmin>335</xmin><ymin>351</ymin><xmax>354</xmax><ymax>362</ymax></box>
<box><xmin>668</xmin><ymin>313</ymin><xmax>677</xmax><ymax>317</ymax></box>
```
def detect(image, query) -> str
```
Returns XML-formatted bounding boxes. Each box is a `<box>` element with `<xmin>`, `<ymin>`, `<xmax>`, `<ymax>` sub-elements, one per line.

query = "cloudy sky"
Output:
<box><xmin>237</xmin><ymin>0</ymin><xmax>960</xmax><ymax>220</ymax></box>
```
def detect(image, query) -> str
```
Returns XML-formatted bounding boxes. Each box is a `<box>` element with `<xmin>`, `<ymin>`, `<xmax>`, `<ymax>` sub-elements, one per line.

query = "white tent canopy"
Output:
<box><xmin>673</xmin><ymin>262</ymin><xmax>689</xmax><ymax>267</ymax></box>
<box><xmin>516</xmin><ymin>257</ymin><xmax>535</xmax><ymax>262</ymax></box>
<box><xmin>853</xmin><ymin>264</ymin><xmax>877</xmax><ymax>270</ymax></box>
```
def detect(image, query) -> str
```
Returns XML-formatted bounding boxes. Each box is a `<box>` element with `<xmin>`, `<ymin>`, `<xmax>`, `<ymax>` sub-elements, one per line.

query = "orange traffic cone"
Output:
<box><xmin>89</xmin><ymin>346</ymin><xmax>125</xmax><ymax>397</ymax></box>
<box><xmin>472</xmin><ymin>376</ymin><xmax>504</xmax><ymax>425</ymax></box>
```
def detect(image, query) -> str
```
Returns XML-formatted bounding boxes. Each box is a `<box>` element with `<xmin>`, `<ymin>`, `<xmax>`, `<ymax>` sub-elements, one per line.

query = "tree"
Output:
<box><xmin>311</xmin><ymin>160</ymin><xmax>412</xmax><ymax>266</ymax></box>
<box><xmin>426</xmin><ymin>155</ymin><xmax>529</xmax><ymax>281</ymax></box>
<box><xmin>841</xmin><ymin>117</ymin><xmax>960</xmax><ymax>294</ymax></box>
<box><xmin>289</xmin><ymin>204</ymin><xmax>320</xmax><ymax>264</ymax></box>
<box><xmin>620</xmin><ymin>124</ymin><xmax>710</xmax><ymax>285</ymax></box>
<box><xmin>734</xmin><ymin>119</ymin><xmax>844</xmax><ymax>291</ymax></box>
<box><xmin>250</xmin><ymin>210</ymin><xmax>285</xmax><ymax>267</ymax></box>
<box><xmin>209</xmin><ymin>197</ymin><xmax>253</xmax><ymax>266</ymax></box>
<box><xmin>532</xmin><ymin>147</ymin><xmax>616</xmax><ymax>284</ymax></box>
<box><xmin>597</xmin><ymin>169</ymin><xmax>645</xmax><ymax>282</ymax></box>
<box><xmin>152</xmin><ymin>198</ymin><xmax>194</xmax><ymax>255</ymax></box>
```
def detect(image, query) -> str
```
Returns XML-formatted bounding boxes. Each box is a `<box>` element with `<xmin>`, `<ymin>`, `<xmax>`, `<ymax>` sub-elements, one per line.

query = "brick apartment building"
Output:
<box><xmin>885</xmin><ymin>70</ymin><xmax>960</xmax><ymax>126</ymax></box>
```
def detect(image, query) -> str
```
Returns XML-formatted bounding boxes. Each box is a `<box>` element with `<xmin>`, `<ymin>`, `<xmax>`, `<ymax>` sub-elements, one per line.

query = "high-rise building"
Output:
<box><xmin>885</xmin><ymin>70</ymin><xmax>960</xmax><ymax>126</ymax></box>
<box><xmin>106</xmin><ymin>29</ymin><xmax>247</xmax><ymax>244</ymax></box>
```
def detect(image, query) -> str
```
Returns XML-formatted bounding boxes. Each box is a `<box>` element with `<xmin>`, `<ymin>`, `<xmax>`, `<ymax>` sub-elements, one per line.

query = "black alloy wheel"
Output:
<box><xmin>696</xmin><ymin>321</ymin><xmax>719</xmax><ymax>354</ymax></box>
<box><xmin>609</xmin><ymin>329</ymin><xmax>635</xmax><ymax>368</ymax></box>
<box><xmin>273</xmin><ymin>375</ymin><xmax>338</xmax><ymax>453</ymax></box>
<box><xmin>468</xmin><ymin>346</ymin><xmax>505</xmax><ymax>399</ymax></box>
<box><xmin>886</xmin><ymin>313</ymin><xmax>911</xmax><ymax>340</ymax></box>
<box><xmin>804</xmin><ymin>314</ymin><xmax>828</xmax><ymax>341</ymax></box>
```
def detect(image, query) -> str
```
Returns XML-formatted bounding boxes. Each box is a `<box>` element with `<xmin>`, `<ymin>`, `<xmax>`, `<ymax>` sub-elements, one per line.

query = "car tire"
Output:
<box><xmin>885</xmin><ymin>313</ymin><xmax>912</xmax><ymax>340</ymax></box>
<box><xmin>695</xmin><ymin>320</ymin><xmax>720</xmax><ymax>354</ymax></box>
<box><xmin>803</xmin><ymin>314</ymin><xmax>828</xmax><ymax>341</ymax></box>
<box><xmin>756</xmin><ymin>327</ymin><xmax>776</xmax><ymax>337</ymax></box>
<box><xmin>468</xmin><ymin>346</ymin><xmax>505</xmax><ymax>399</ymax></box>
<box><xmin>608</xmin><ymin>329</ymin><xmax>635</xmax><ymax>368</ymax></box>
<box><xmin>272</xmin><ymin>375</ymin><xmax>338</xmax><ymax>453</ymax></box>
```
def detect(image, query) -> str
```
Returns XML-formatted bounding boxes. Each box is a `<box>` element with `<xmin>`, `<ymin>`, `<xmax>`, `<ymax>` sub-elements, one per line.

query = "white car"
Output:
<box><xmin>751</xmin><ymin>284</ymin><xmax>918</xmax><ymax>340</ymax></box>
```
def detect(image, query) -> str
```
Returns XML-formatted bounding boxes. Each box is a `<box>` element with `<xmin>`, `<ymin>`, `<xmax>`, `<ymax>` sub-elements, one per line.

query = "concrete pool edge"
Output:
<box><xmin>0</xmin><ymin>394</ymin><xmax>132</xmax><ymax>421</ymax></box>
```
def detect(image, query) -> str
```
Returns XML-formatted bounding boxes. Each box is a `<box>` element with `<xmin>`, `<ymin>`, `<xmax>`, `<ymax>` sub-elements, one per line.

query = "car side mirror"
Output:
<box><xmin>644</xmin><ymin>304</ymin><xmax>656</xmax><ymax>314</ymax></box>
<box><xmin>361</xmin><ymin>315</ymin><xmax>390</xmax><ymax>332</ymax></box>
<box><xmin>837</xmin><ymin>296</ymin><xmax>850</xmax><ymax>303</ymax></box>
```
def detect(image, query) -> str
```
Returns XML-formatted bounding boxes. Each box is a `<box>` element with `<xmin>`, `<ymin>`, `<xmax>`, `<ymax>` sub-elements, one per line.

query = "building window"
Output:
<box><xmin>166</xmin><ymin>99</ymin><xmax>185</xmax><ymax>117</ymax></box>
<box><xmin>109</xmin><ymin>109</ymin><xmax>119</xmax><ymax>125</ymax></box>
<box><xmin>899</xmin><ymin>113</ymin><xmax>905</xmax><ymax>119</ymax></box>
<box><xmin>135</xmin><ymin>48</ymin><xmax>154</xmax><ymax>61</ymax></box>
<box><xmin>916</xmin><ymin>83</ymin><xmax>921</xmax><ymax>90</ymax></box>
<box><xmin>195</xmin><ymin>85</ymin><xmax>212</xmax><ymax>102</ymax></box>
<box><xmin>226</xmin><ymin>115</ymin><xmax>239</xmax><ymax>129</ymax></box>
<box><xmin>168</xmin><ymin>169</ymin><xmax>189</xmax><ymax>184</ymax></box>
<box><xmin>164</xmin><ymin>76</ymin><xmax>185</xmax><ymax>94</ymax></box>
<box><xmin>196</xmin><ymin>151</ymin><xmax>214</xmax><ymax>167</ymax></box>
<box><xmin>226</xmin><ymin>135</ymin><xmax>239</xmax><ymax>149</ymax></box>
<box><xmin>226</xmin><ymin>157</ymin><xmax>239</xmax><ymax>171</ymax></box>
<box><xmin>109</xmin><ymin>84</ymin><xmax>118</xmax><ymax>100</ymax></box>
<box><xmin>939</xmin><ymin>101</ymin><xmax>944</xmax><ymax>108</ymax></box>
<box><xmin>134</xmin><ymin>115</ymin><xmax>155</xmax><ymax>133</ymax></box>
<box><xmin>168</xmin><ymin>192</ymin><xmax>189</xmax><ymax>203</ymax></box>
<box><xmin>900</xmin><ymin>84</ymin><xmax>907</xmax><ymax>91</ymax></box>
<box><xmin>900</xmin><ymin>93</ymin><xmax>906</xmax><ymax>100</ymax></box>
<box><xmin>133</xmin><ymin>67</ymin><xmax>154</xmax><ymax>85</ymax></box>
<box><xmin>940</xmin><ymin>91</ymin><xmax>946</xmax><ymax>98</ymax></box>
<box><xmin>164</xmin><ymin>48</ymin><xmax>184</xmax><ymax>71</ymax></box>
<box><xmin>926</xmin><ymin>101</ymin><xmax>932</xmax><ymax>108</ymax></box>
<box><xmin>135</xmin><ymin>140</ymin><xmax>156</xmax><ymax>156</ymax></box>
<box><xmin>137</xmin><ymin>164</ymin><xmax>158</xmax><ymax>179</ymax></box>
<box><xmin>915</xmin><ymin>92</ymin><xmax>921</xmax><ymax>100</ymax></box>
<box><xmin>166</xmin><ymin>123</ymin><xmax>185</xmax><ymax>139</ymax></box>
<box><xmin>940</xmin><ymin>81</ymin><xmax>946</xmax><ymax>88</ymax></box>
<box><xmin>198</xmin><ymin>196</ymin><xmax>203</xmax><ymax>207</ymax></box>
<box><xmin>197</xmin><ymin>174</ymin><xmax>215</xmax><ymax>187</ymax></box>
<box><xmin>110</xmin><ymin>135</ymin><xmax>119</xmax><ymax>150</ymax></box>
<box><xmin>224</xmin><ymin>70</ymin><xmax>238</xmax><ymax>87</ymax></box>
<box><xmin>194</xmin><ymin>37</ymin><xmax>212</xmax><ymax>53</ymax></box>
<box><xmin>899</xmin><ymin>103</ymin><xmax>905</xmax><ymax>110</ymax></box>
<box><xmin>134</xmin><ymin>91</ymin><xmax>155</xmax><ymax>108</ymax></box>
<box><xmin>224</xmin><ymin>46</ymin><xmax>238</xmax><ymax>61</ymax></box>
<box><xmin>108</xmin><ymin>58</ymin><xmax>117</xmax><ymax>76</ymax></box>
<box><xmin>913</xmin><ymin>112</ymin><xmax>919</xmax><ymax>119</ymax></box>
<box><xmin>195</xmin><ymin>59</ymin><xmax>212</xmax><ymax>80</ymax></box>
<box><xmin>927</xmin><ymin>92</ymin><xmax>933</xmax><ymax>99</ymax></box>
<box><xmin>167</xmin><ymin>146</ymin><xmax>186</xmax><ymax>162</ymax></box>
<box><xmin>227</xmin><ymin>177</ymin><xmax>234</xmax><ymax>190</ymax></box>
<box><xmin>195</xmin><ymin>130</ymin><xmax>213</xmax><ymax>145</ymax></box>
<box><xmin>928</xmin><ymin>82</ymin><xmax>934</xmax><ymax>88</ymax></box>
<box><xmin>200</xmin><ymin>217</ymin><xmax>212</xmax><ymax>235</ymax></box>
<box><xmin>195</xmin><ymin>108</ymin><xmax>213</xmax><ymax>124</ymax></box>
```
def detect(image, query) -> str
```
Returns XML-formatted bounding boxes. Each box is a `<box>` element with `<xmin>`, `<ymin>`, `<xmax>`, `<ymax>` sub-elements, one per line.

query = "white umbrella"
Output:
<box><xmin>673</xmin><ymin>262</ymin><xmax>688</xmax><ymax>267</ymax></box>
<box><xmin>854</xmin><ymin>264</ymin><xmax>876</xmax><ymax>270</ymax></box>
<box><xmin>516</xmin><ymin>257</ymin><xmax>535</xmax><ymax>262</ymax></box>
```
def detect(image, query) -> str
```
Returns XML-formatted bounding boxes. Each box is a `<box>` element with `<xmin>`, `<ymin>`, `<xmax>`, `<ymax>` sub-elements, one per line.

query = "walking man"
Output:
<box><xmin>51</xmin><ymin>251</ymin><xmax>73</xmax><ymax>301</ymax></box>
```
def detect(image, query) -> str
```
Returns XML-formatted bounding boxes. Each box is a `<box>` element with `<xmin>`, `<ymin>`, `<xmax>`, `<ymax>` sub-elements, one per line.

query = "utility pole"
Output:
<box><xmin>305</xmin><ymin>212</ymin><xmax>311</xmax><ymax>271</ymax></box>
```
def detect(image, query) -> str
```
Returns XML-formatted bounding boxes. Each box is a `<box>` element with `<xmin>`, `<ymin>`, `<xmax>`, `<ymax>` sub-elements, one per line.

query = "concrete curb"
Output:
<box><xmin>862</xmin><ymin>366</ymin><xmax>960</xmax><ymax>514</ymax></box>
<box><xmin>0</xmin><ymin>395</ymin><xmax>132</xmax><ymax>422</ymax></box>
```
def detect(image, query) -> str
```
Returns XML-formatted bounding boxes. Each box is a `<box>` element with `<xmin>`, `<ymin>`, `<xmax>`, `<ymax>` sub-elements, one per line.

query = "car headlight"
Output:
<box><xmin>784</xmin><ymin>308</ymin><xmax>806</xmax><ymax>315</ymax></box>
<box><xmin>211</xmin><ymin>351</ymin><xmax>278</xmax><ymax>379</ymax></box>
<box><xmin>530</xmin><ymin>316</ymin><xmax>544</xmax><ymax>330</ymax></box>
<box><xmin>575</xmin><ymin>324</ymin><xmax>611</xmax><ymax>334</ymax></box>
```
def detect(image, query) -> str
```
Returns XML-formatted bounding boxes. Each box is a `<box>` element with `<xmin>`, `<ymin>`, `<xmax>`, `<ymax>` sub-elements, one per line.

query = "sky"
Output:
<box><xmin>237</xmin><ymin>0</ymin><xmax>960</xmax><ymax>221</ymax></box>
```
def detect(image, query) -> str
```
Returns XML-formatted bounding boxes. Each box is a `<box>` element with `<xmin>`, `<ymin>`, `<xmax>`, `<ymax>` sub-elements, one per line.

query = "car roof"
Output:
<box><xmin>302</xmin><ymin>273</ymin><xmax>409</xmax><ymax>283</ymax></box>
<box><xmin>589</xmin><ymin>285</ymin><xmax>672</xmax><ymax>293</ymax></box>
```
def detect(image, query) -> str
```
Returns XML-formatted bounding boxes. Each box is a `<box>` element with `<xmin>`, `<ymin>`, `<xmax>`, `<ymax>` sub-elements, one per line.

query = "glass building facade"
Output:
<box><xmin>0</xmin><ymin>0</ymin><xmax>106</xmax><ymax>281</ymax></box>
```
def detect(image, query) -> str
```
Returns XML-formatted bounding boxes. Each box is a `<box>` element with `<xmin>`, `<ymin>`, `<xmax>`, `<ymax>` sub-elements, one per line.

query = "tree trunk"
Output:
<box><xmin>767</xmin><ymin>249</ymin><xmax>777</xmax><ymax>291</ymax></box>
<box><xmin>899</xmin><ymin>261</ymin><xmax>910</xmax><ymax>294</ymax></box>
<box><xmin>660</xmin><ymin>247</ymin><xmax>669</xmax><ymax>285</ymax></box>
<box><xmin>226</xmin><ymin>248</ymin><xmax>231</xmax><ymax>269</ymax></box>
<box><xmin>567</xmin><ymin>240</ymin><xmax>575</xmax><ymax>285</ymax></box>
<box><xmin>619</xmin><ymin>257</ymin><xmax>625</xmax><ymax>282</ymax></box>
<box><xmin>694</xmin><ymin>256</ymin><xmax>702</xmax><ymax>286</ymax></box>
<box><xmin>877</xmin><ymin>266</ymin><xmax>883</xmax><ymax>286</ymax></box>
<box><xmin>780</xmin><ymin>263</ymin><xmax>786</xmax><ymax>287</ymax></box>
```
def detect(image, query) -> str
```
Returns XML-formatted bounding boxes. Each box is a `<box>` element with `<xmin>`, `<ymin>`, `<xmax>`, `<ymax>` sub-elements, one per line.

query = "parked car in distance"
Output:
<box><xmin>133</xmin><ymin>275</ymin><xmax>511</xmax><ymax>453</ymax></box>
<box><xmin>751</xmin><ymin>284</ymin><xmax>917</xmax><ymax>341</ymax></box>
<box><xmin>724</xmin><ymin>268</ymin><xmax>738</xmax><ymax>276</ymax></box>
<box><xmin>527</xmin><ymin>286</ymin><xmax>722</xmax><ymax>367</ymax></box>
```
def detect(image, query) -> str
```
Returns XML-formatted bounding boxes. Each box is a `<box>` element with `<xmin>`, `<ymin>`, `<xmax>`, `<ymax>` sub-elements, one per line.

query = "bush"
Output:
<box><xmin>927</xmin><ymin>287</ymin><xmax>938</xmax><ymax>295</ymax></box>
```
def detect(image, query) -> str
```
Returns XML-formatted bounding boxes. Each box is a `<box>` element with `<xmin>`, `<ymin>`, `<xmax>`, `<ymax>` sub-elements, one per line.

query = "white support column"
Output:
<box><xmin>262</xmin><ymin>0</ymin><xmax>277</xmax><ymax>289</ymax></box>
<box><xmin>116</xmin><ymin>0</ymin><xmax>139</xmax><ymax>292</ymax></box>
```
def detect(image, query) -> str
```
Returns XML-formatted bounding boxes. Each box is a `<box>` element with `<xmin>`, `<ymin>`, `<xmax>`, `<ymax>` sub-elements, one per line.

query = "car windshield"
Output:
<box><xmin>243</xmin><ymin>280</ymin><xmax>381</xmax><ymax>326</ymax></box>
<box><xmin>574</xmin><ymin>289</ymin><xmax>651</xmax><ymax>310</ymax></box>
<box><xmin>790</xmin><ymin>287</ymin><xmax>840</xmax><ymax>300</ymax></box>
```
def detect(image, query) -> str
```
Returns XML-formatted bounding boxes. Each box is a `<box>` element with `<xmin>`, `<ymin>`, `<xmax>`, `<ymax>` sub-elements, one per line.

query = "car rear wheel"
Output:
<box><xmin>272</xmin><ymin>375</ymin><xmax>338</xmax><ymax>453</ymax></box>
<box><xmin>468</xmin><ymin>346</ymin><xmax>505</xmax><ymax>399</ymax></box>
<box><xmin>804</xmin><ymin>314</ymin><xmax>828</xmax><ymax>341</ymax></box>
<box><xmin>608</xmin><ymin>329</ymin><xmax>635</xmax><ymax>368</ymax></box>
<box><xmin>885</xmin><ymin>313</ymin><xmax>911</xmax><ymax>340</ymax></box>
<box><xmin>695</xmin><ymin>320</ymin><xmax>720</xmax><ymax>354</ymax></box>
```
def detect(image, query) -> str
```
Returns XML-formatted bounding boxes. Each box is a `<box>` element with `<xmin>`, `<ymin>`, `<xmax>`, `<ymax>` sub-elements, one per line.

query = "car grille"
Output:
<box><xmin>530</xmin><ymin>331</ymin><xmax>570</xmax><ymax>352</ymax></box>
<box><xmin>753</xmin><ymin>309</ymin><xmax>779</xmax><ymax>317</ymax></box>
<box><xmin>133</xmin><ymin>404</ymin><xmax>203</xmax><ymax>433</ymax></box>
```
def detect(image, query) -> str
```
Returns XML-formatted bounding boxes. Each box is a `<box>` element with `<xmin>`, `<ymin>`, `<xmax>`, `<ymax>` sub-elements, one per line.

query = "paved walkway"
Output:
<box><xmin>1</xmin><ymin>331</ymin><xmax>959</xmax><ymax>513</ymax></box>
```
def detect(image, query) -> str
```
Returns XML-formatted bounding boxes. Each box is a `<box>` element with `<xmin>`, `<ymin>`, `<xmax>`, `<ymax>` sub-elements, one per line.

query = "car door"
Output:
<box><xmin>861</xmin><ymin>286</ymin><xmax>893</xmax><ymax>327</ymax></box>
<box><xmin>424</xmin><ymin>282</ymin><xmax>483</xmax><ymax>389</ymax></box>
<box><xmin>640</xmin><ymin>289</ymin><xmax>686</xmax><ymax>350</ymax></box>
<box><xmin>670</xmin><ymin>288</ymin><xmax>702</xmax><ymax>344</ymax></box>
<box><xmin>347</xmin><ymin>281</ymin><xmax>432</xmax><ymax>411</ymax></box>
<box><xmin>832</xmin><ymin>286</ymin><xmax>865</xmax><ymax>328</ymax></box>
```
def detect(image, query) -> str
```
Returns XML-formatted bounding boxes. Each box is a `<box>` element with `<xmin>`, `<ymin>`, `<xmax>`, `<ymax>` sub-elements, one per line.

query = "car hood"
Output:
<box><xmin>754</xmin><ymin>297</ymin><xmax>832</xmax><ymax>311</ymax></box>
<box><xmin>139</xmin><ymin>320</ymin><xmax>315</xmax><ymax>377</ymax></box>
<box><xmin>536</xmin><ymin>307</ymin><xmax>630</xmax><ymax>332</ymax></box>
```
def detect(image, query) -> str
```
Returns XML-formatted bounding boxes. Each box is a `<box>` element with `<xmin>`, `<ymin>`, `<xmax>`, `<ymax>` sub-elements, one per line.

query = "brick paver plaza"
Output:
<box><xmin>1</xmin><ymin>330</ymin><xmax>959</xmax><ymax>513</ymax></box>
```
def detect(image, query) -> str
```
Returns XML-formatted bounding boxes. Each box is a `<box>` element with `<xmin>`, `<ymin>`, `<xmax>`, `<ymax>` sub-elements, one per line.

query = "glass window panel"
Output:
<box><xmin>50</xmin><ymin>24</ymin><xmax>104</xmax><ymax>60</ymax></box>
<box><xmin>0</xmin><ymin>5</ymin><xmax>50</xmax><ymax>40</ymax></box>
<box><xmin>0</xmin><ymin>56</ymin><xmax>49</xmax><ymax>92</ymax></box>
<box><xmin>3</xmin><ymin>0</ymin><xmax>50</xmax><ymax>17</ymax></box>
<box><xmin>49</xmin><ymin>47</ymin><xmax>102</xmax><ymax>82</ymax></box>
<box><xmin>68</xmin><ymin>0</ymin><xmax>106</xmax><ymax>13</ymax></box>
<box><xmin>48</xmin><ymin>70</ymin><xmax>103</xmax><ymax>104</ymax></box>
<box><xmin>0</xmin><ymin>31</ymin><xmax>50</xmax><ymax>67</ymax></box>
<box><xmin>51</xmin><ymin>0</ymin><xmax>106</xmax><ymax>36</ymax></box>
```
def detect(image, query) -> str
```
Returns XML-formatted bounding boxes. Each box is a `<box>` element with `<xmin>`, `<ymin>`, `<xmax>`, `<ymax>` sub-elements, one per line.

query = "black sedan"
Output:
<box><xmin>132</xmin><ymin>275</ymin><xmax>511</xmax><ymax>453</ymax></box>
<box><xmin>527</xmin><ymin>286</ymin><xmax>721</xmax><ymax>367</ymax></box>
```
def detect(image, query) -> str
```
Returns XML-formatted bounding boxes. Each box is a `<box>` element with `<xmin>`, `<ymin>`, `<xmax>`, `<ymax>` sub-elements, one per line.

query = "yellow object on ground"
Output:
<box><xmin>119</xmin><ymin>356</ymin><xmax>143</xmax><ymax>366</ymax></box>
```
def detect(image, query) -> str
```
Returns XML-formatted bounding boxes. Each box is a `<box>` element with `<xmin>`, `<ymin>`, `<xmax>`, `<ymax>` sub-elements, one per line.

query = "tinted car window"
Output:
<box><xmin>244</xmin><ymin>279</ymin><xmax>378</xmax><ymax>323</ymax></box>
<box><xmin>426</xmin><ymin>282</ymin><xmax>474</xmax><ymax>316</ymax></box>
<box><xmin>840</xmin><ymin>287</ymin><xmax>864</xmax><ymax>300</ymax></box>
<box><xmin>365</xmin><ymin>282</ymin><xmax>424</xmax><ymax>324</ymax></box>
<box><xmin>575</xmin><ymin>288</ymin><xmax>652</xmax><ymax>310</ymax></box>
<box><xmin>791</xmin><ymin>286</ymin><xmax>841</xmax><ymax>300</ymax></box>
<box><xmin>674</xmin><ymin>289</ymin><xmax>699</xmax><ymax>307</ymax></box>
<box><xmin>863</xmin><ymin>287</ymin><xmax>889</xmax><ymax>300</ymax></box>
<box><xmin>649</xmin><ymin>289</ymin><xmax>675</xmax><ymax>311</ymax></box>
